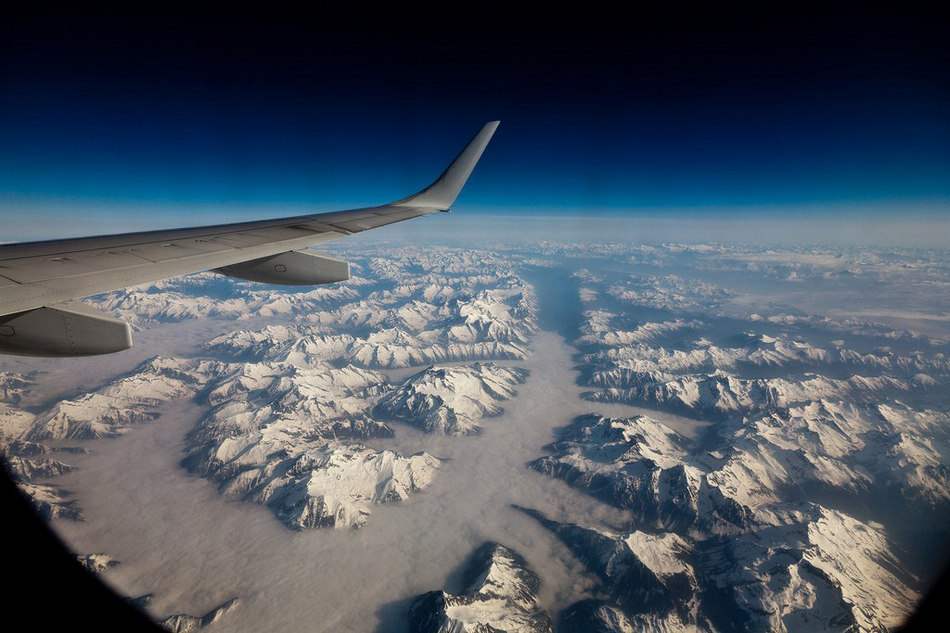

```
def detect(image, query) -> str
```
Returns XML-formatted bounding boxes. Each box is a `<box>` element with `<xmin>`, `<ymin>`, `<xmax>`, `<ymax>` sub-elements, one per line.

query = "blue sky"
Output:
<box><xmin>1</xmin><ymin>7</ymin><xmax>947</xmax><ymax>240</ymax></box>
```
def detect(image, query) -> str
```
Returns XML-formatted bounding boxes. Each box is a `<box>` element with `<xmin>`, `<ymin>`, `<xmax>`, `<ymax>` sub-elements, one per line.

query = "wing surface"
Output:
<box><xmin>0</xmin><ymin>122</ymin><xmax>498</xmax><ymax>317</ymax></box>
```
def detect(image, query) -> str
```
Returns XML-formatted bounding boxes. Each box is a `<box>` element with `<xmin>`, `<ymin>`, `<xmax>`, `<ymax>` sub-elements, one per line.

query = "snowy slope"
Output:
<box><xmin>377</xmin><ymin>363</ymin><xmax>529</xmax><ymax>435</ymax></box>
<box><xmin>530</xmin><ymin>415</ymin><xmax>755</xmax><ymax>535</ymax></box>
<box><xmin>408</xmin><ymin>542</ymin><xmax>553</xmax><ymax>633</ymax></box>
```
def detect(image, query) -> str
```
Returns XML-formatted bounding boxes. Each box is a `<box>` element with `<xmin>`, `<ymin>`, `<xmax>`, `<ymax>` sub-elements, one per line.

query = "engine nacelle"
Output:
<box><xmin>215</xmin><ymin>250</ymin><xmax>350</xmax><ymax>286</ymax></box>
<box><xmin>0</xmin><ymin>302</ymin><xmax>132</xmax><ymax>357</ymax></box>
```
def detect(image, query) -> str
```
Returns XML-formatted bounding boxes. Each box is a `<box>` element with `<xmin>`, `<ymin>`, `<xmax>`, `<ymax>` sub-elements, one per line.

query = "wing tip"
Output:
<box><xmin>394</xmin><ymin>121</ymin><xmax>500</xmax><ymax>210</ymax></box>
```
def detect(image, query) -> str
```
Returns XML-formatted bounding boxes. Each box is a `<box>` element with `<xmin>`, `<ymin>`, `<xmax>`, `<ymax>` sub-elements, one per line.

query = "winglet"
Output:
<box><xmin>393</xmin><ymin>121</ymin><xmax>499</xmax><ymax>210</ymax></box>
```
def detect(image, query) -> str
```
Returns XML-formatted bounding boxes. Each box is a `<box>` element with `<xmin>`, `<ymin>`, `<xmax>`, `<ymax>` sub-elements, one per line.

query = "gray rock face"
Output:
<box><xmin>159</xmin><ymin>598</ymin><xmax>241</xmax><ymax>632</ymax></box>
<box><xmin>408</xmin><ymin>542</ymin><xmax>553</xmax><ymax>633</ymax></box>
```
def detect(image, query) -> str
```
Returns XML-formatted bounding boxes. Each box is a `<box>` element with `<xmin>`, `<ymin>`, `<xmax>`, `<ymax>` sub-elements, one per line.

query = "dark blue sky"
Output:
<box><xmin>1</xmin><ymin>6</ymin><xmax>947</xmax><ymax>236</ymax></box>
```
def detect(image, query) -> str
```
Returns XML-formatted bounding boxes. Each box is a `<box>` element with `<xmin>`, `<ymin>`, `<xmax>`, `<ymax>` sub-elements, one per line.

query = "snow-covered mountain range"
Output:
<box><xmin>1</xmin><ymin>248</ymin><xmax>537</xmax><ymax>533</ymax></box>
<box><xmin>516</xmin><ymin>242</ymin><xmax>950</xmax><ymax>631</ymax></box>
<box><xmin>521</xmin><ymin>503</ymin><xmax>917</xmax><ymax>632</ymax></box>
<box><xmin>1</xmin><ymin>242</ymin><xmax>947</xmax><ymax>632</ymax></box>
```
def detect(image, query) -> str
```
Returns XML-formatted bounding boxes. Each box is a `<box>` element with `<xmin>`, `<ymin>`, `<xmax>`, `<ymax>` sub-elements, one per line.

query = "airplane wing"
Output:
<box><xmin>0</xmin><ymin>121</ymin><xmax>500</xmax><ymax>356</ymax></box>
